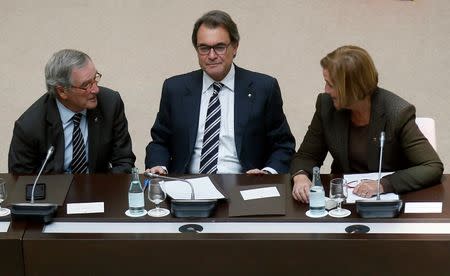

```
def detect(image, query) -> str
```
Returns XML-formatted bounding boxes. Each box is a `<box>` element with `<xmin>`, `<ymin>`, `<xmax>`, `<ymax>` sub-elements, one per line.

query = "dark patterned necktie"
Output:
<box><xmin>71</xmin><ymin>113</ymin><xmax>88</xmax><ymax>173</ymax></box>
<box><xmin>199</xmin><ymin>82</ymin><xmax>223</xmax><ymax>174</ymax></box>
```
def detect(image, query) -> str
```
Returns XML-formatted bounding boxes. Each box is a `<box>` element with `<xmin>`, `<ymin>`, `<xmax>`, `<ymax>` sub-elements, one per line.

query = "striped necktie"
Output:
<box><xmin>71</xmin><ymin>113</ymin><xmax>88</xmax><ymax>173</ymax></box>
<box><xmin>199</xmin><ymin>82</ymin><xmax>223</xmax><ymax>174</ymax></box>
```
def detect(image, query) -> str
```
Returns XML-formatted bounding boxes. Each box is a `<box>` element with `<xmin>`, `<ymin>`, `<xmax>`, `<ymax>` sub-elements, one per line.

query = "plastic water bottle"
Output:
<box><xmin>309</xmin><ymin>166</ymin><xmax>326</xmax><ymax>215</ymax></box>
<box><xmin>128</xmin><ymin>167</ymin><xmax>145</xmax><ymax>215</ymax></box>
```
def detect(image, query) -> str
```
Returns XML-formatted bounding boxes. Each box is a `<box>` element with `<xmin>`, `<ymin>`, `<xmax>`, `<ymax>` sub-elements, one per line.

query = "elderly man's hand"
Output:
<box><xmin>292</xmin><ymin>174</ymin><xmax>312</xmax><ymax>203</ymax></box>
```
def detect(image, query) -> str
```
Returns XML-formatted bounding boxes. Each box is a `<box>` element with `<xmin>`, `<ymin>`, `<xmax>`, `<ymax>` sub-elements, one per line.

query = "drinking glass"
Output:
<box><xmin>329</xmin><ymin>178</ymin><xmax>351</xmax><ymax>218</ymax></box>
<box><xmin>0</xmin><ymin>179</ymin><xmax>11</xmax><ymax>216</ymax></box>
<box><xmin>148</xmin><ymin>181</ymin><xmax>170</xmax><ymax>217</ymax></box>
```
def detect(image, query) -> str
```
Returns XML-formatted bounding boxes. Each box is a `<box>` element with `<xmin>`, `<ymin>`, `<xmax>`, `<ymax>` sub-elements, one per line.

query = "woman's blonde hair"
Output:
<box><xmin>320</xmin><ymin>45</ymin><xmax>378</xmax><ymax>107</ymax></box>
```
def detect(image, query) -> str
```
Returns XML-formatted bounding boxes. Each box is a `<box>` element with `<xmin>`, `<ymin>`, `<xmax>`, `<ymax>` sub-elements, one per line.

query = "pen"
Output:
<box><xmin>143</xmin><ymin>179</ymin><xmax>150</xmax><ymax>191</ymax></box>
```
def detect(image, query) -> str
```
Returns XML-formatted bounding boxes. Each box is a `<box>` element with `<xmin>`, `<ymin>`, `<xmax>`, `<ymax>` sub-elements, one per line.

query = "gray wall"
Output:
<box><xmin>1</xmin><ymin>0</ymin><xmax>449</xmax><ymax>172</ymax></box>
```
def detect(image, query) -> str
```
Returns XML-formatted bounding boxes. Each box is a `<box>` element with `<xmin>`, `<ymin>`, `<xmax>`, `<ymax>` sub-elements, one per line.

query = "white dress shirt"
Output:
<box><xmin>56</xmin><ymin>99</ymin><xmax>88</xmax><ymax>173</ymax></box>
<box><xmin>188</xmin><ymin>64</ymin><xmax>243</xmax><ymax>173</ymax></box>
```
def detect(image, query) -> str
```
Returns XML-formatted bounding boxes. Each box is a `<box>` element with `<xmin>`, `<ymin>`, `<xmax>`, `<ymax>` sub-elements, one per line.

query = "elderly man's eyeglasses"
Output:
<box><xmin>196</xmin><ymin>43</ymin><xmax>231</xmax><ymax>55</ymax></box>
<box><xmin>71</xmin><ymin>72</ymin><xmax>102</xmax><ymax>92</ymax></box>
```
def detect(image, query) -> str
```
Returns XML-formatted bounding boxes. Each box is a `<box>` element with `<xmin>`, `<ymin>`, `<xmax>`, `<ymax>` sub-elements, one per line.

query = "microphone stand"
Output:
<box><xmin>144</xmin><ymin>172</ymin><xmax>218</xmax><ymax>218</ymax></box>
<box><xmin>356</xmin><ymin>132</ymin><xmax>403</xmax><ymax>218</ymax></box>
<box><xmin>11</xmin><ymin>146</ymin><xmax>58</xmax><ymax>223</ymax></box>
<box><xmin>376</xmin><ymin>132</ymin><xmax>385</xmax><ymax>200</ymax></box>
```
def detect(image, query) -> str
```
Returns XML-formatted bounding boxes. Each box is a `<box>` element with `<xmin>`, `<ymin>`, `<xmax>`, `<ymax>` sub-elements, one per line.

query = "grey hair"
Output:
<box><xmin>45</xmin><ymin>49</ymin><xmax>91</xmax><ymax>96</ymax></box>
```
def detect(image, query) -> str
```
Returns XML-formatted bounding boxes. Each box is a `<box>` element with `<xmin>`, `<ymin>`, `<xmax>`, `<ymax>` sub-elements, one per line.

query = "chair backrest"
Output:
<box><xmin>415</xmin><ymin>117</ymin><xmax>437</xmax><ymax>150</ymax></box>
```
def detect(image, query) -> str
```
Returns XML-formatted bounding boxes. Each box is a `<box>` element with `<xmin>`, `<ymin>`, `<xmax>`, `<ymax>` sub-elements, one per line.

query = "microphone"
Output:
<box><xmin>144</xmin><ymin>172</ymin><xmax>217</xmax><ymax>218</ymax></box>
<box><xmin>356</xmin><ymin>132</ymin><xmax>403</xmax><ymax>218</ymax></box>
<box><xmin>31</xmin><ymin>146</ymin><xmax>54</xmax><ymax>203</ymax></box>
<box><xmin>376</xmin><ymin>132</ymin><xmax>385</xmax><ymax>200</ymax></box>
<box><xmin>11</xmin><ymin>146</ymin><xmax>58</xmax><ymax>223</ymax></box>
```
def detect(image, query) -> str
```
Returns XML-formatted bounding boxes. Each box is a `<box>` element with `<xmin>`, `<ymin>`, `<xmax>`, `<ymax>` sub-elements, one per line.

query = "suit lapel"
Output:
<box><xmin>184</xmin><ymin>70</ymin><xmax>203</xmax><ymax>152</ymax></box>
<box><xmin>87</xmin><ymin>108</ymin><xmax>102</xmax><ymax>172</ymax></box>
<box><xmin>233</xmin><ymin>66</ymin><xmax>253</xmax><ymax>156</ymax></box>
<box><xmin>45</xmin><ymin>96</ymin><xmax>65</xmax><ymax>173</ymax></box>
<box><xmin>331</xmin><ymin>108</ymin><xmax>351</xmax><ymax>171</ymax></box>
<box><xmin>367</xmin><ymin>89</ymin><xmax>387</xmax><ymax>171</ymax></box>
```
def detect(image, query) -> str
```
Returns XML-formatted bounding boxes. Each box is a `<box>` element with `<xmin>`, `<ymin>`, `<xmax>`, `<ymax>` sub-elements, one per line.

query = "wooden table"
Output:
<box><xmin>16</xmin><ymin>174</ymin><xmax>450</xmax><ymax>275</ymax></box>
<box><xmin>0</xmin><ymin>174</ymin><xmax>24</xmax><ymax>276</ymax></box>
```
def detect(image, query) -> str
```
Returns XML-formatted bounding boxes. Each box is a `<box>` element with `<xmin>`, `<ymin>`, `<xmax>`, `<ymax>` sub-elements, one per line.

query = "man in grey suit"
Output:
<box><xmin>146</xmin><ymin>10</ymin><xmax>295</xmax><ymax>175</ymax></box>
<box><xmin>9</xmin><ymin>49</ymin><xmax>135</xmax><ymax>174</ymax></box>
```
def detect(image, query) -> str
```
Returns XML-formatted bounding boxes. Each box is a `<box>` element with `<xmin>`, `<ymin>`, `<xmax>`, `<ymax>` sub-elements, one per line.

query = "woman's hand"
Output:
<box><xmin>353</xmin><ymin>180</ymin><xmax>384</xmax><ymax>198</ymax></box>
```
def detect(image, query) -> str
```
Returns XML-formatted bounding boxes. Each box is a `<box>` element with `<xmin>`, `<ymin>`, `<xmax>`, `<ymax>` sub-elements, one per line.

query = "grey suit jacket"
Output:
<box><xmin>290</xmin><ymin>88</ymin><xmax>443</xmax><ymax>193</ymax></box>
<box><xmin>8</xmin><ymin>87</ymin><xmax>136</xmax><ymax>174</ymax></box>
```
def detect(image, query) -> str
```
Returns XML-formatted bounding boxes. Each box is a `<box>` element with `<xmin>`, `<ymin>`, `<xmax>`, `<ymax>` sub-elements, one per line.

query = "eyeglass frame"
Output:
<box><xmin>70</xmin><ymin>72</ymin><xmax>102</xmax><ymax>92</ymax></box>
<box><xmin>196</xmin><ymin>43</ymin><xmax>232</xmax><ymax>56</ymax></box>
<box><xmin>346</xmin><ymin>179</ymin><xmax>372</xmax><ymax>188</ymax></box>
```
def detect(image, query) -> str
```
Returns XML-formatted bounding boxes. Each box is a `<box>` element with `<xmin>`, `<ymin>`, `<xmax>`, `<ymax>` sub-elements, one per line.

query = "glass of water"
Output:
<box><xmin>147</xmin><ymin>181</ymin><xmax>170</xmax><ymax>217</ymax></box>
<box><xmin>329</xmin><ymin>178</ymin><xmax>351</xmax><ymax>218</ymax></box>
<box><xmin>0</xmin><ymin>179</ymin><xmax>11</xmax><ymax>216</ymax></box>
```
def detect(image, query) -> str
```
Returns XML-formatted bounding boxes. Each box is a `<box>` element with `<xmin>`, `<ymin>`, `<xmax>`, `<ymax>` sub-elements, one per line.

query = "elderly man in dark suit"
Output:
<box><xmin>9</xmin><ymin>49</ymin><xmax>135</xmax><ymax>174</ymax></box>
<box><xmin>145</xmin><ymin>10</ymin><xmax>295</xmax><ymax>175</ymax></box>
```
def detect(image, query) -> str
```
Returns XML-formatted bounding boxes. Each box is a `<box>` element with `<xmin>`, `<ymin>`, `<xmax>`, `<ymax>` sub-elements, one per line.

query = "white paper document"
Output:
<box><xmin>67</xmin><ymin>202</ymin><xmax>105</xmax><ymax>214</ymax></box>
<box><xmin>161</xmin><ymin>176</ymin><xmax>225</xmax><ymax>200</ymax></box>
<box><xmin>0</xmin><ymin>221</ymin><xmax>10</xmax><ymax>232</ymax></box>
<box><xmin>346</xmin><ymin>190</ymin><xmax>399</xmax><ymax>204</ymax></box>
<box><xmin>344</xmin><ymin>172</ymin><xmax>399</xmax><ymax>204</ymax></box>
<box><xmin>240</xmin><ymin>186</ymin><xmax>280</xmax><ymax>201</ymax></box>
<box><xmin>404</xmin><ymin>202</ymin><xmax>443</xmax><ymax>213</ymax></box>
<box><xmin>344</xmin><ymin>172</ymin><xmax>394</xmax><ymax>185</ymax></box>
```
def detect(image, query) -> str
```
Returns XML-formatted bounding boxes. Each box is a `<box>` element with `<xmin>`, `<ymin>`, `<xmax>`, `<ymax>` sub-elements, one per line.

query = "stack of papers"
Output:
<box><xmin>161</xmin><ymin>176</ymin><xmax>225</xmax><ymax>200</ymax></box>
<box><xmin>346</xmin><ymin>190</ymin><xmax>399</xmax><ymax>204</ymax></box>
<box><xmin>344</xmin><ymin>173</ymin><xmax>399</xmax><ymax>204</ymax></box>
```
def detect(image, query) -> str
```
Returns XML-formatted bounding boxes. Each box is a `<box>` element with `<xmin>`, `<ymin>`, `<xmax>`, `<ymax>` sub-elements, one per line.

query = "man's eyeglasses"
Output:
<box><xmin>71</xmin><ymin>72</ymin><xmax>102</xmax><ymax>92</ymax></box>
<box><xmin>196</xmin><ymin>43</ymin><xmax>231</xmax><ymax>56</ymax></box>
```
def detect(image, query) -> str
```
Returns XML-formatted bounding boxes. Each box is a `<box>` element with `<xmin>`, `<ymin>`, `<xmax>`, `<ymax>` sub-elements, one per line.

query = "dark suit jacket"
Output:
<box><xmin>8</xmin><ymin>87</ymin><xmax>136</xmax><ymax>174</ymax></box>
<box><xmin>145</xmin><ymin>65</ymin><xmax>295</xmax><ymax>173</ymax></box>
<box><xmin>290</xmin><ymin>88</ymin><xmax>443</xmax><ymax>193</ymax></box>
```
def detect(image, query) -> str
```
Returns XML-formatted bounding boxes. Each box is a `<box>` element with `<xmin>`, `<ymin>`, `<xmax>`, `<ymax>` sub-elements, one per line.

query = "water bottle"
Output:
<box><xmin>128</xmin><ymin>167</ymin><xmax>145</xmax><ymax>215</ymax></box>
<box><xmin>309</xmin><ymin>166</ymin><xmax>326</xmax><ymax>215</ymax></box>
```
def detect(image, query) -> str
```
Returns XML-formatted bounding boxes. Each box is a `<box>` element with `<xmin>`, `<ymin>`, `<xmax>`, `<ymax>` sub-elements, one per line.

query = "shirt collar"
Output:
<box><xmin>55</xmin><ymin>98</ymin><xmax>87</xmax><ymax>124</ymax></box>
<box><xmin>202</xmin><ymin>63</ymin><xmax>235</xmax><ymax>94</ymax></box>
